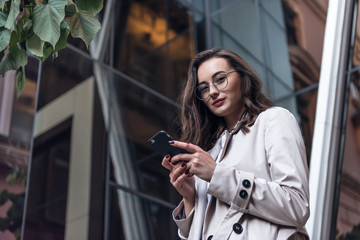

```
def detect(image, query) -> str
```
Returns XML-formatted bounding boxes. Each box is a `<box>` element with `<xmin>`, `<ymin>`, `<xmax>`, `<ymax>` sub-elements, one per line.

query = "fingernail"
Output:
<box><xmin>181</xmin><ymin>163</ymin><xmax>186</xmax><ymax>167</ymax></box>
<box><xmin>169</xmin><ymin>141</ymin><xmax>174</xmax><ymax>144</ymax></box>
<box><xmin>166</xmin><ymin>154</ymin><xmax>170</xmax><ymax>158</ymax></box>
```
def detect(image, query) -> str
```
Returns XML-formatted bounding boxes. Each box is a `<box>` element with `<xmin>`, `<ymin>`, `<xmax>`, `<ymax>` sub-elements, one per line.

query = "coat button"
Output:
<box><xmin>239</xmin><ymin>190</ymin><xmax>248</xmax><ymax>198</ymax></box>
<box><xmin>242</xmin><ymin>179</ymin><xmax>251</xmax><ymax>188</ymax></box>
<box><xmin>233</xmin><ymin>223</ymin><xmax>243</xmax><ymax>234</ymax></box>
<box><xmin>207</xmin><ymin>235</ymin><xmax>213</xmax><ymax>240</ymax></box>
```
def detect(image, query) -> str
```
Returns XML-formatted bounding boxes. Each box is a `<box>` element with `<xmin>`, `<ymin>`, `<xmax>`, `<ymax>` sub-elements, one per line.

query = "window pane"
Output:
<box><xmin>109</xmin><ymin>188</ymin><xmax>178</xmax><ymax>240</ymax></box>
<box><xmin>23</xmin><ymin>120</ymin><xmax>71</xmax><ymax>240</ymax></box>
<box><xmin>107</xmin><ymin>70</ymin><xmax>182</xmax><ymax>203</ymax></box>
<box><xmin>37</xmin><ymin>47</ymin><xmax>93</xmax><ymax>109</ymax></box>
<box><xmin>112</xmin><ymin>0</ymin><xmax>194</xmax><ymax>101</ymax></box>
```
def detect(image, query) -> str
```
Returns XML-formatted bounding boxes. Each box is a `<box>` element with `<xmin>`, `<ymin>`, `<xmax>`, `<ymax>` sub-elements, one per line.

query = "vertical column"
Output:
<box><xmin>0</xmin><ymin>71</ymin><xmax>15</xmax><ymax>137</ymax></box>
<box><xmin>306</xmin><ymin>0</ymin><xmax>354</xmax><ymax>239</ymax></box>
<box><xmin>65</xmin><ymin>78</ymin><xmax>94</xmax><ymax>240</ymax></box>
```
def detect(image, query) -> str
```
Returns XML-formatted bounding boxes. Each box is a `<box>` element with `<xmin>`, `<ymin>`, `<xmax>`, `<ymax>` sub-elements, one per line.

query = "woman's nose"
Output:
<box><xmin>208</xmin><ymin>84</ymin><xmax>219</xmax><ymax>98</ymax></box>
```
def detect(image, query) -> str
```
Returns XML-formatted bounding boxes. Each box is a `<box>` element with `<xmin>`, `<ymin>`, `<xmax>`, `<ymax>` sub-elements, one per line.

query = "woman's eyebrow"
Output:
<box><xmin>211</xmin><ymin>71</ymin><xmax>226</xmax><ymax>79</ymax></box>
<box><xmin>197</xmin><ymin>71</ymin><xmax>226</xmax><ymax>85</ymax></box>
<box><xmin>197</xmin><ymin>82</ymin><xmax>207</xmax><ymax>86</ymax></box>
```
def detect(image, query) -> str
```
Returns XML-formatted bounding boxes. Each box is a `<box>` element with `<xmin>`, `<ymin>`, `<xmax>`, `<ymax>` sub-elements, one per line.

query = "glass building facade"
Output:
<box><xmin>20</xmin><ymin>1</ymin><xmax>310</xmax><ymax>239</ymax></box>
<box><xmin>1</xmin><ymin>0</ymin><xmax>360</xmax><ymax>239</ymax></box>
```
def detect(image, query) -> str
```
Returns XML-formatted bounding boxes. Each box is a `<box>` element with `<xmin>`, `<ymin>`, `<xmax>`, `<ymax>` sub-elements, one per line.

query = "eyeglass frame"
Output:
<box><xmin>194</xmin><ymin>70</ymin><xmax>237</xmax><ymax>101</ymax></box>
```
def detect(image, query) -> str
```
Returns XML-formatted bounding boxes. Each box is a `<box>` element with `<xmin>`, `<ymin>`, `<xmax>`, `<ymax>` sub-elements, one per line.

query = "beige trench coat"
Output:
<box><xmin>173</xmin><ymin>107</ymin><xmax>310</xmax><ymax>240</ymax></box>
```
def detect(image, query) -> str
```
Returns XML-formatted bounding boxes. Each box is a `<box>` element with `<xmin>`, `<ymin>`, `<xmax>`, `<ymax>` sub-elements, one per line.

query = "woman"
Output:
<box><xmin>162</xmin><ymin>48</ymin><xmax>309</xmax><ymax>240</ymax></box>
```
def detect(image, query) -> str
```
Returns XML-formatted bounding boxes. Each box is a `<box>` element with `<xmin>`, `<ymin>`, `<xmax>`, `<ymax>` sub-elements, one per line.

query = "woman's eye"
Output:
<box><xmin>215</xmin><ymin>76</ymin><xmax>226</xmax><ymax>83</ymax></box>
<box><xmin>198</xmin><ymin>85</ymin><xmax>209</xmax><ymax>92</ymax></box>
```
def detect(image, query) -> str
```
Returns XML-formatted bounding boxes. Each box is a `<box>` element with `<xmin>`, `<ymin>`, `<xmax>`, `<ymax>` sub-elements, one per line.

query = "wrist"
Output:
<box><xmin>205</xmin><ymin>162</ymin><xmax>217</xmax><ymax>182</ymax></box>
<box><xmin>183</xmin><ymin>196</ymin><xmax>195</xmax><ymax>217</ymax></box>
<box><xmin>183</xmin><ymin>196</ymin><xmax>195</xmax><ymax>206</ymax></box>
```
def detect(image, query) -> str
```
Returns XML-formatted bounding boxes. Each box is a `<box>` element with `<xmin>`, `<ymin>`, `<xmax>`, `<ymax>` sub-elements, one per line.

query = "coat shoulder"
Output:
<box><xmin>258</xmin><ymin>106</ymin><xmax>296</xmax><ymax>122</ymax></box>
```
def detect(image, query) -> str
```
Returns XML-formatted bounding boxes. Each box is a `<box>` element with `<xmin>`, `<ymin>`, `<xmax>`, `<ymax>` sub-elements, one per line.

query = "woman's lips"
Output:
<box><xmin>213</xmin><ymin>98</ymin><xmax>225</xmax><ymax>107</ymax></box>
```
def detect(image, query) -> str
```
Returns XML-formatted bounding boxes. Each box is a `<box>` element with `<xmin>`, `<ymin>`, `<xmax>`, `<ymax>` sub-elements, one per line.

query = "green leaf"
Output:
<box><xmin>65</xmin><ymin>3</ymin><xmax>76</xmax><ymax>17</ymax></box>
<box><xmin>9</xmin><ymin>28</ymin><xmax>19</xmax><ymax>46</ymax></box>
<box><xmin>54</xmin><ymin>24</ymin><xmax>69</xmax><ymax>51</ymax></box>
<box><xmin>0</xmin><ymin>11</ymin><xmax>7</xmax><ymax>27</ymax></box>
<box><xmin>0</xmin><ymin>45</ymin><xmax>27</xmax><ymax>76</ymax></box>
<box><xmin>5</xmin><ymin>0</ymin><xmax>20</xmax><ymax>30</ymax></box>
<box><xmin>65</xmin><ymin>10</ymin><xmax>100</xmax><ymax>47</ymax></box>
<box><xmin>39</xmin><ymin>43</ymin><xmax>53</xmax><ymax>62</ymax></box>
<box><xmin>14</xmin><ymin>14</ymin><xmax>24</xmax><ymax>41</ymax></box>
<box><xmin>0</xmin><ymin>0</ymin><xmax>9</xmax><ymax>10</ymax></box>
<box><xmin>0</xmin><ymin>28</ymin><xmax>10</xmax><ymax>51</ymax></box>
<box><xmin>75</xmin><ymin>0</ymin><xmax>103</xmax><ymax>15</ymax></box>
<box><xmin>16</xmin><ymin>66</ymin><xmax>26</xmax><ymax>98</ymax></box>
<box><xmin>33</xmin><ymin>0</ymin><xmax>66</xmax><ymax>48</ymax></box>
<box><xmin>23</xmin><ymin>19</ymin><xmax>32</xmax><ymax>31</ymax></box>
<box><xmin>26</xmin><ymin>34</ymin><xmax>45</xmax><ymax>57</ymax></box>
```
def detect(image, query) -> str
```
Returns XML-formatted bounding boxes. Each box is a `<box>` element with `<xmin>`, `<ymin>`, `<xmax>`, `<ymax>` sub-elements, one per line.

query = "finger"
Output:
<box><xmin>171</xmin><ymin>159</ymin><xmax>187</xmax><ymax>166</ymax></box>
<box><xmin>169</xmin><ymin>140</ymin><xmax>201</xmax><ymax>153</ymax></box>
<box><xmin>171</xmin><ymin>153</ymin><xmax>192</xmax><ymax>165</ymax></box>
<box><xmin>161</xmin><ymin>154</ymin><xmax>173</xmax><ymax>170</ymax></box>
<box><xmin>184</xmin><ymin>166</ymin><xmax>192</xmax><ymax>176</ymax></box>
<box><xmin>173</xmin><ymin>171</ymin><xmax>190</xmax><ymax>188</ymax></box>
<box><xmin>172</xmin><ymin>159</ymin><xmax>193</xmax><ymax>177</ymax></box>
<box><xmin>169</xmin><ymin>162</ymin><xmax>187</xmax><ymax>182</ymax></box>
<box><xmin>183</xmin><ymin>162</ymin><xmax>195</xmax><ymax>177</ymax></box>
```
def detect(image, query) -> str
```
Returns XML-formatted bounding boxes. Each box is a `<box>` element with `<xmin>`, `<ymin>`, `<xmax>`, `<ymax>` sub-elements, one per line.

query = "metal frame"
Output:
<box><xmin>331</xmin><ymin>0</ymin><xmax>359</xmax><ymax>238</ymax></box>
<box><xmin>103</xmin><ymin>0</ymin><xmax>116</xmax><ymax>239</ymax></box>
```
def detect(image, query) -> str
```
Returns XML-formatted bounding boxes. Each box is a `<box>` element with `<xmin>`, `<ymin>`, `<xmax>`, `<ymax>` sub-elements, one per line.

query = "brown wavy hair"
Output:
<box><xmin>180</xmin><ymin>48</ymin><xmax>274</xmax><ymax>150</ymax></box>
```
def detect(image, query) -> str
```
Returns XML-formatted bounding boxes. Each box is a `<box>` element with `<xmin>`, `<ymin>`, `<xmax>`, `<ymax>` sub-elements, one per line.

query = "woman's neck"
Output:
<box><xmin>226</xmin><ymin>119</ymin><xmax>238</xmax><ymax>132</ymax></box>
<box><xmin>225</xmin><ymin>108</ymin><xmax>245</xmax><ymax>132</ymax></box>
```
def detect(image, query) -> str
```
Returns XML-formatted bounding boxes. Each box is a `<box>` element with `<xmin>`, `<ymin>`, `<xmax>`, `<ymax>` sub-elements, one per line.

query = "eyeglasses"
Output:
<box><xmin>194</xmin><ymin>71</ymin><xmax>237</xmax><ymax>100</ymax></box>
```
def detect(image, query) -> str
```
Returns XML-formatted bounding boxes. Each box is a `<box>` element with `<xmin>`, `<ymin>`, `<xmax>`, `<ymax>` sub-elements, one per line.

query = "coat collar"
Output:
<box><xmin>227</xmin><ymin>119</ymin><xmax>242</xmax><ymax>135</ymax></box>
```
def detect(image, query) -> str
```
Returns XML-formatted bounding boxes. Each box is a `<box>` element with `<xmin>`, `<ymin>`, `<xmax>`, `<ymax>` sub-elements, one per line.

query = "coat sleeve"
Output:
<box><xmin>172</xmin><ymin>200</ymin><xmax>195</xmax><ymax>239</ymax></box>
<box><xmin>207</xmin><ymin>107</ymin><xmax>310</xmax><ymax>228</ymax></box>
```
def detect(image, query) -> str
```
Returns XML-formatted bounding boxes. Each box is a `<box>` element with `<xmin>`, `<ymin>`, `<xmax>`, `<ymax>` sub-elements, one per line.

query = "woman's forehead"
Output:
<box><xmin>197</xmin><ymin>58</ymin><xmax>231</xmax><ymax>82</ymax></box>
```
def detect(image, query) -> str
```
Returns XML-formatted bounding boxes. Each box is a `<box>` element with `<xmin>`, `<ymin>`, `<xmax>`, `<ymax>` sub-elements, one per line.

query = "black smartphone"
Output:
<box><xmin>148</xmin><ymin>130</ymin><xmax>189</xmax><ymax>158</ymax></box>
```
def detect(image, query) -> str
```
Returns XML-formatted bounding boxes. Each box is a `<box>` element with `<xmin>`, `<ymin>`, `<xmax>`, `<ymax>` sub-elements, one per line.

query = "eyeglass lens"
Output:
<box><xmin>196</xmin><ymin>73</ymin><xmax>228</xmax><ymax>100</ymax></box>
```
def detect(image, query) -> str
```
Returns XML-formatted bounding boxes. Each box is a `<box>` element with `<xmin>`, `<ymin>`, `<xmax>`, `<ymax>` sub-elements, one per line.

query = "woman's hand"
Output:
<box><xmin>162</xmin><ymin>154</ymin><xmax>195</xmax><ymax>214</ymax></box>
<box><xmin>169</xmin><ymin>141</ymin><xmax>217</xmax><ymax>182</ymax></box>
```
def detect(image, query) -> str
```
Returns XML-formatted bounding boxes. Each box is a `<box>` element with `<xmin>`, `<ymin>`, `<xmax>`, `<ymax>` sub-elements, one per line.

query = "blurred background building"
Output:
<box><xmin>0</xmin><ymin>0</ymin><xmax>360</xmax><ymax>239</ymax></box>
